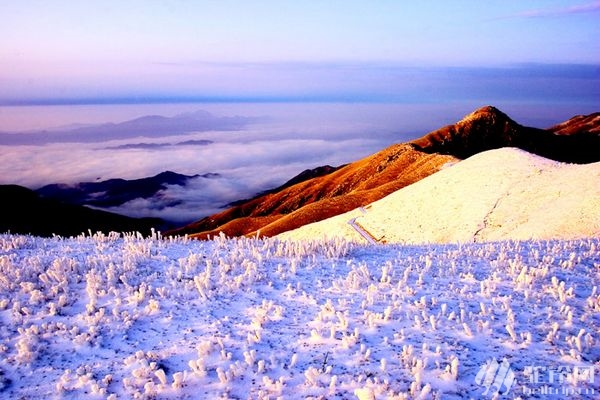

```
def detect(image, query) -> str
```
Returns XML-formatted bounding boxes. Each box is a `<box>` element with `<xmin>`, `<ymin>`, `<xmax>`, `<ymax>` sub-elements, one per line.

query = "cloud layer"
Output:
<box><xmin>0</xmin><ymin>106</ymin><xmax>398</xmax><ymax>224</ymax></box>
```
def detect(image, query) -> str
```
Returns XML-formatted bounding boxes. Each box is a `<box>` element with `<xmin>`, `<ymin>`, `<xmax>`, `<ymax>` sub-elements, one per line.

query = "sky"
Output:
<box><xmin>1</xmin><ymin>0</ymin><xmax>599</xmax><ymax>103</ymax></box>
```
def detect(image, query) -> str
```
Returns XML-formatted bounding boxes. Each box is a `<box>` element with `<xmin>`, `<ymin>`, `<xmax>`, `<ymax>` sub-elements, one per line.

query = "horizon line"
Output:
<box><xmin>0</xmin><ymin>94</ymin><xmax>426</xmax><ymax>107</ymax></box>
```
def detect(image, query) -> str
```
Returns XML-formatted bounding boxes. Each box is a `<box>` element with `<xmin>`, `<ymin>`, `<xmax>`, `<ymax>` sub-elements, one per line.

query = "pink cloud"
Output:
<box><xmin>515</xmin><ymin>1</ymin><xmax>600</xmax><ymax>18</ymax></box>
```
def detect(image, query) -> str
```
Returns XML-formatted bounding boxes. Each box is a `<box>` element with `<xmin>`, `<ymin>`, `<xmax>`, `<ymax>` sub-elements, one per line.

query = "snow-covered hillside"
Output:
<box><xmin>279</xmin><ymin>148</ymin><xmax>600</xmax><ymax>244</ymax></box>
<box><xmin>0</xmin><ymin>232</ymin><xmax>598</xmax><ymax>398</ymax></box>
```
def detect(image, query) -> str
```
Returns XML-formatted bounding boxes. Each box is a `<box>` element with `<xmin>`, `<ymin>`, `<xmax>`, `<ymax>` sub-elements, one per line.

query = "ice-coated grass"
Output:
<box><xmin>0</xmin><ymin>232</ymin><xmax>598</xmax><ymax>399</ymax></box>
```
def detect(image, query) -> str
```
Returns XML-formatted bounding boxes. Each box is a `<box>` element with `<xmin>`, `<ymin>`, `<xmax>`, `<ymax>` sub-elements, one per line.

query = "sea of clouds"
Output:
<box><xmin>0</xmin><ymin>103</ymin><xmax>418</xmax><ymax>224</ymax></box>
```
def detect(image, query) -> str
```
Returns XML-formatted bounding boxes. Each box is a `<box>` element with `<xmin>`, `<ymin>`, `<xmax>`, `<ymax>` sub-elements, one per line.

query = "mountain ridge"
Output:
<box><xmin>166</xmin><ymin>143</ymin><xmax>457</xmax><ymax>239</ymax></box>
<box><xmin>166</xmin><ymin>106</ymin><xmax>600</xmax><ymax>239</ymax></box>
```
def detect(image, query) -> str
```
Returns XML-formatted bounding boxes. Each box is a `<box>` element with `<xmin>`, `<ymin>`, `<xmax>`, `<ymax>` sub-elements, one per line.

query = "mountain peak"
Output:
<box><xmin>469</xmin><ymin>105</ymin><xmax>505</xmax><ymax>116</ymax></box>
<box><xmin>412</xmin><ymin>106</ymin><xmax>600</xmax><ymax>162</ymax></box>
<box><xmin>410</xmin><ymin>106</ymin><xmax>525</xmax><ymax>158</ymax></box>
<box><xmin>459</xmin><ymin>105</ymin><xmax>516</xmax><ymax>126</ymax></box>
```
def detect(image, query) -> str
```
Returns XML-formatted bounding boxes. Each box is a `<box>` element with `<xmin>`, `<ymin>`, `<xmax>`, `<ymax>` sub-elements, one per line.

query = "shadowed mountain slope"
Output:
<box><xmin>0</xmin><ymin>185</ymin><xmax>162</xmax><ymax>237</ymax></box>
<box><xmin>166</xmin><ymin>106</ymin><xmax>600</xmax><ymax>240</ymax></box>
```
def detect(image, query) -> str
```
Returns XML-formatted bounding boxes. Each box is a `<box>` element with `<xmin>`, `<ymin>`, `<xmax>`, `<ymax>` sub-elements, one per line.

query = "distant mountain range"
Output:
<box><xmin>0</xmin><ymin>110</ymin><xmax>257</xmax><ymax>145</ymax></box>
<box><xmin>103</xmin><ymin>139</ymin><xmax>213</xmax><ymax>150</ymax></box>
<box><xmin>166</xmin><ymin>106</ymin><xmax>600</xmax><ymax>239</ymax></box>
<box><xmin>0</xmin><ymin>171</ymin><xmax>217</xmax><ymax>237</ymax></box>
<box><xmin>36</xmin><ymin>170</ymin><xmax>217</xmax><ymax>208</ymax></box>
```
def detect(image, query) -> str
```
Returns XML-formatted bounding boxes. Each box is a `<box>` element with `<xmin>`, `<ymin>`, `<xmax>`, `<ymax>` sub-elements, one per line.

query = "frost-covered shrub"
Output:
<box><xmin>0</xmin><ymin>234</ymin><xmax>597</xmax><ymax>398</ymax></box>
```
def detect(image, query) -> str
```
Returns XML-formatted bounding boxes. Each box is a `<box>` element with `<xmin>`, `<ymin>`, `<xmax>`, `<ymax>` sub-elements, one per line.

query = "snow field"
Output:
<box><xmin>0</xmin><ymin>232</ymin><xmax>598</xmax><ymax>399</ymax></box>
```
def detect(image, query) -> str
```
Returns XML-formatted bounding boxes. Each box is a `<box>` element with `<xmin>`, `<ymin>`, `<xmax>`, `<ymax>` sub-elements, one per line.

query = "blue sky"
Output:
<box><xmin>1</xmin><ymin>0</ymin><xmax>599</xmax><ymax>103</ymax></box>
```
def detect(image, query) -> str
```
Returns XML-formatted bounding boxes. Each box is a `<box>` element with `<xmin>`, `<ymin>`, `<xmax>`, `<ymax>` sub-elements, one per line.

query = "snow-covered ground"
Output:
<box><xmin>279</xmin><ymin>148</ymin><xmax>600</xmax><ymax>244</ymax></box>
<box><xmin>0</xmin><ymin>232</ymin><xmax>598</xmax><ymax>399</ymax></box>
